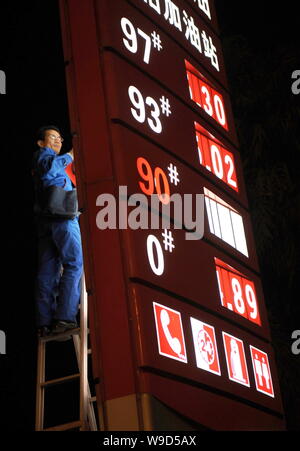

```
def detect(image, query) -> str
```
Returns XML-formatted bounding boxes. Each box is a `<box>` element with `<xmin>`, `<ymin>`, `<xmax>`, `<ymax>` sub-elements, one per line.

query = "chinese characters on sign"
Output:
<box><xmin>142</xmin><ymin>0</ymin><xmax>219</xmax><ymax>71</ymax></box>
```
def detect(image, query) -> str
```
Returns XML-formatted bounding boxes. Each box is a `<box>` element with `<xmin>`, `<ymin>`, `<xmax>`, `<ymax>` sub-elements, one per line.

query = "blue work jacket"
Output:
<box><xmin>33</xmin><ymin>147</ymin><xmax>73</xmax><ymax>191</ymax></box>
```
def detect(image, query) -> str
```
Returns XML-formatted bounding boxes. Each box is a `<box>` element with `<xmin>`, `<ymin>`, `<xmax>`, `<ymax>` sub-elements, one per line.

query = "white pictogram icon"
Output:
<box><xmin>230</xmin><ymin>338</ymin><xmax>245</xmax><ymax>383</ymax></box>
<box><xmin>160</xmin><ymin>309</ymin><xmax>182</xmax><ymax>355</ymax></box>
<box><xmin>153</xmin><ymin>302</ymin><xmax>187</xmax><ymax>363</ymax></box>
<box><xmin>199</xmin><ymin>329</ymin><xmax>214</xmax><ymax>364</ymax></box>
<box><xmin>222</xmin><ymin>332</ymin><xmax>250</xmax><ymax>387</ymax></box>
<box><xmin>190</xmin><ymin>318</ymin><xmax>221</xmax><ymax>376</ymax></box>
<box><xmin>250</xmin><ymin>346</ymin><xmax>274</xmax><ymax>397</ymax></box>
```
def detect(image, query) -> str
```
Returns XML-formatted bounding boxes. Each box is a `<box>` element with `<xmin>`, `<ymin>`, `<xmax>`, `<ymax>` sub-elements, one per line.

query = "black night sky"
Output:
<box><xmin>0</xmin><ymin>0</ymin><xmax>299</xmax><ymax>433</ymax></box>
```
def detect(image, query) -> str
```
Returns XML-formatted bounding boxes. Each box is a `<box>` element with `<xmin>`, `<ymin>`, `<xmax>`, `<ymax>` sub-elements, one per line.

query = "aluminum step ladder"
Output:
<box><xmin>35</xmin><ymin>275</ymin><xmax>98</xmax><ymax>431</ymax></box>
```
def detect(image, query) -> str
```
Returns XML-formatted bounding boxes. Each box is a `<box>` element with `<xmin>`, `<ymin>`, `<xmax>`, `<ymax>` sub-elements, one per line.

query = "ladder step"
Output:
<box><xmin>44</xmin><ymin>420</ymin><xmax>82</xmax><ymax>431</ymax></box>
<box><xmin>41</xmin><ymin>373</ymin><xmax>80</xmax><ymax>388</ymax></box>
<box><xmin>40</xmin><ymin>328</ymin><xmax>81</xmax><ymax>343</ymax></box>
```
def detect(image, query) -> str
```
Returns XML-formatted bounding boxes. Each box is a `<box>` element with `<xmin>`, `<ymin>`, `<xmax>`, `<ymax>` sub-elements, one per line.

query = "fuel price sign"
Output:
<box><xmin>60</xmin><ymin>0</ymin><xmax>285</xmax><ymax>430</ymax></box>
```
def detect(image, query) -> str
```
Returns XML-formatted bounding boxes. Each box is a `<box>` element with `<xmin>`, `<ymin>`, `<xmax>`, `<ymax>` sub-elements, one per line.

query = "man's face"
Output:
<box><xmin>38</xmin><ymin>129</ymin><xmax>63</xmax><ymax>154</ymax></box>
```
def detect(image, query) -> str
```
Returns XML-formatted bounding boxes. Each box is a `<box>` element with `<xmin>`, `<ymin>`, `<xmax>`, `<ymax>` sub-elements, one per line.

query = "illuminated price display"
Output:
<box><xmin>195</xmin><ymin>122</ymin><xmax>238</xmax><ymax>191</ymax></box>
<box><xmin>215</xmin><ymin>257</ymin><xmax>261</xmax><ymax>326</ymax></box>
<box><xmin>186</xmin><ymin>60</ymin><xmax>228</xmax><ymax>130</ymax></box>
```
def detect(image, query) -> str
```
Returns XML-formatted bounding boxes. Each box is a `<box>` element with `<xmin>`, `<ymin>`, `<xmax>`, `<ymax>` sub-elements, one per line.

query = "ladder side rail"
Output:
<box><xmin>35</xmin><ymin>340</ymin><xmax>46</xmax><ymax>431</ymax></box>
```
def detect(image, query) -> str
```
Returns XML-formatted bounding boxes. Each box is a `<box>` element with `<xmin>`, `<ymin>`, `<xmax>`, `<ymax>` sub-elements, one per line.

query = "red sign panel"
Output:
<box><xmin>130</xmin><ymin>283</ymin><xmax>283</xmax><ymax>414</ymax></box>
<box><xmin>60</xmin><ymin>0</ymin><xmax>285</xmax><ymax>430</ymax></box>
<box><xmin>110</xmin><ymin>124</ymin><xmax>257</xmax><ymax>268</ymax></box>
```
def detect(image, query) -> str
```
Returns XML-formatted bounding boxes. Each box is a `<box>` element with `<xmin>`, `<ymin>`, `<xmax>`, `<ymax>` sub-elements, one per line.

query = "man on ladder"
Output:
<box><xmin>32</xmin><ymin>125</ymin><xmax>83</xmax><ymax>338</ymax></box>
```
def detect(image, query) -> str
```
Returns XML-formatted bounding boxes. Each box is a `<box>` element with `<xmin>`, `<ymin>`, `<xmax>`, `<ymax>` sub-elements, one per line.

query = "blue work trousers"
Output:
<box><xmin>35</xmin><ymin>218</ymin><xmax>83</xmax><ymax>327</ymax></box>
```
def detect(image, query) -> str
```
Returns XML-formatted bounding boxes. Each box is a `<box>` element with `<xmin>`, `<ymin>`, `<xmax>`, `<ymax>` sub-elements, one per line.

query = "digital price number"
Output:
<box><xmin>186</xmin><ymin>60</ymin><xmax>228</xmax><ymax>130</ymax></box>
<box><xmin>195</xmin><ymin>122</ymin><xmax>238</xmax><ymax>191</ymax></box>
<box><xmin>215</xmin><ymin>257</ymin><xmax>261</xmax><ymax>326</ymax></box>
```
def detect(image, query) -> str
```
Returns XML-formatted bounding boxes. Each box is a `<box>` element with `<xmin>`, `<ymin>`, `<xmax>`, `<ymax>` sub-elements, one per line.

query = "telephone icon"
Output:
<box><xmin>160</xmin><ymin>309</ymin><xmax>182</xmax><ymax>356</ymax></box>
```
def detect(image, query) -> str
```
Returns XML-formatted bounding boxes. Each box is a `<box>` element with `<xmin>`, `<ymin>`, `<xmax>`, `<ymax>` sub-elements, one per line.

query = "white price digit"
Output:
<box><xmin>121</xmin><ymin>18</ymin><xmax>138</xmax><ymax>54</ymax></box>
<box><xmin>213</xmin><ymin>94</ymin><xmax>226</xmax><ymax>126</ymax></box>
<box><xmin>231</xmin><ymin>278</ymin><xmax>246</xmax><ymax>315</ymax></box>
<box><xmin>121</xmin><ymin>17</ymin><xmax>152</xmax><ymax>64</ymax></box>
<box><xmin>224</xmin><ymin>154</ymin><xmax>237</xmax><ymax>188</ymax></box>
<box><xmin>146</xmin><ymin>96</ymin><xmax>162</xmax><ymax>134</ymax></box>
<box><xmin>128</xmin><ymin>85</ymin><xmax>146</xmax><ymax>123</ymax></box>
<box><xmin>201</xmin><ymin>85</ymin><xmax>213</xmax><ymax>116</ymax></box>
<box><xmin>147</xmin><ymin>235</ymin><xmax>164</xmax><ymax>276</ymax></box>
<box><xmin>245</xmin><ymin>284</ymin><xmax>258</xmax><ymax>319</ymax></box>
<box><xmin>210</xmin><ymin>144</ymin><xmax>223</xmax><ymax>180</ymax></box>
<box><xmin>128</xmin><ymin>86</ymin><xmax>163</xmax><ymax>134</ymax></box>
<box><xmin>137</xmin><ymin>28</ymin><xmax>151</xmax><ymax>64</ymax></box>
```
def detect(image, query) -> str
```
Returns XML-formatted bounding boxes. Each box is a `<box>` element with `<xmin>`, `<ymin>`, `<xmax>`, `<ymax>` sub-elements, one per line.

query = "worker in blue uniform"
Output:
<box><xmin>32</xmin><ymin>126</ymin><xmax>83</xmax><ymax>337</ymax></box>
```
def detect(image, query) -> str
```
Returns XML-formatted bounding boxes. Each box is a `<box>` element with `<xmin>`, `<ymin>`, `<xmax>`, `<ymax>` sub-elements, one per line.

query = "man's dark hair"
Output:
<box><xmin>36</xmin><ymin>125</ymin><xmax>61</xmax><ymax>141</ymax></box>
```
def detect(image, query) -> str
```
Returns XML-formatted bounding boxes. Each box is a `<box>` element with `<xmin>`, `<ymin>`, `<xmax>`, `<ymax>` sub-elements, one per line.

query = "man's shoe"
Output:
<box><xmin>37</xmin><ymin>326</ymin><xmax>51</xmax><ymax>338</ymax></box>
<box><xmin>51</xmin><ymin>320</ymin><xmax>78</xmax><ymax>335</ymax></box>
